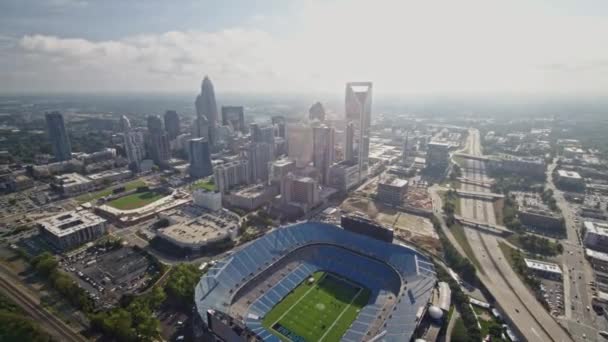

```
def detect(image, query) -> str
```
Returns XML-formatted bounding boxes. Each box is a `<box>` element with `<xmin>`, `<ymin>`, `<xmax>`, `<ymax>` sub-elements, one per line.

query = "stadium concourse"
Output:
<box><xmin>194</xmin><ymin>222</ymin><xmax>437</xmax><ymax>342</ymax></box>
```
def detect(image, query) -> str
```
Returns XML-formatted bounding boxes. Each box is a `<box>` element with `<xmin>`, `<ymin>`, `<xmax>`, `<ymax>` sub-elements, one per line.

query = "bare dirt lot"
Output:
<box><xmin>340</xmin><ymin>196</ymin><xmax>441</xmax><ymax>255</ymax></box>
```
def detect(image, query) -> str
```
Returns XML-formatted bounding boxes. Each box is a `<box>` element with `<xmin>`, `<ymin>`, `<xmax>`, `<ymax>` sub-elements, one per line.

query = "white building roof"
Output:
<box><xmin>557</xmin><ymin>169</ymin><xmax>582</xmax><ymax>179</ymax></box>
<box><xmin>524</xmin><ymin>258</ymin><xmax>562</xmax><ymax>275</ymax></box>
<box><xmin>584</xmin><ymin>221</ymin><xmax>608</xmax><ymax>237</ymax></box>
<box><xmin>586</xmin><ymin>248</ymin><xmax>608</xmax><ymax>262</ymax></box>
<box><xmin>57</xmin><ymin>172</ymin><xmax>91</xmax><ymax>185</ymax></box>
<box><xmin>38</xmin><ymin>210</ymin><xmax>105</xmax><ymax>237</ymax></box>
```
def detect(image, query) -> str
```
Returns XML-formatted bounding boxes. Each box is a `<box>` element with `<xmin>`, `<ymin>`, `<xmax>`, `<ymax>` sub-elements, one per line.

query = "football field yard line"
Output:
<box><xmin>270</xmin><ymin>273</ymin><xmax>326</xmax><ymax>330</ymax></box>
<box><xmin>318</xmin><ymin>287</ymin><xmax>363</xmax><ymax>342</ymax></box>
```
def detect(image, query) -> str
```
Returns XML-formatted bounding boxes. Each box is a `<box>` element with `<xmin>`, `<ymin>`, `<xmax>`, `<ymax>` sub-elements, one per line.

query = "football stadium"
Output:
<box><xmin>194</xmin><ymin>222</ymin><xmax>437</xmax><ymax>341</ymax></box>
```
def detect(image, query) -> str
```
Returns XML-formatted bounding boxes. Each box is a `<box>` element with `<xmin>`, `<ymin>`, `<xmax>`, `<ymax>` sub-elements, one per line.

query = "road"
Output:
<box><xmin>456</xmin><ymin>129</ymin><xmax>572</xmax><ymax>342</ymax></box>
<box><xmin>546</xmin><ymin>161</ymin><xmax>606</xmax><ymax>340</ymax></box>
<box><xmin>0</xmin><ymin>264</ymin><xmax>86</xmax><ymax>342</ymax></box>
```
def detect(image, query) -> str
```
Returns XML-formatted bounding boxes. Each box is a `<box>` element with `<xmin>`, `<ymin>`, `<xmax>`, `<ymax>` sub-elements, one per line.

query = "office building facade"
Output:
<box><xmin>195</xmin><ymin>76</ymin><xmax>218</xmax><ymax>146</ymax></box>
<box><xmin>45</xmin><ymin>111</ymin><xmax>72</xmax><ymax>161</ymax></box>
<box><xmin>188</xmin><ymin>138</ymin><xmax>213</xmax><ymax>179</ymax></box>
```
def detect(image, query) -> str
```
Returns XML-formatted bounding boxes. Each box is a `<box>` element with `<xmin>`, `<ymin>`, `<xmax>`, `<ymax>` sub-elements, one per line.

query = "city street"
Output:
<box><xmin>546</xmin><ymin>161</ymin><xmax>607</xmax><ymax>340</ymax></box>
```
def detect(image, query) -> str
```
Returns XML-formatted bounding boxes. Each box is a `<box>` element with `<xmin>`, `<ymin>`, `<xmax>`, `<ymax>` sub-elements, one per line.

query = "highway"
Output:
<box><xmin>457</xmin><ymin>129</ymin><xmax>572</xmax><ymax>342</ymax></box>
<box><xmin>0</xmin><ymin>264</ymin><xmax>86</xmax><ymax>342</ymax></box>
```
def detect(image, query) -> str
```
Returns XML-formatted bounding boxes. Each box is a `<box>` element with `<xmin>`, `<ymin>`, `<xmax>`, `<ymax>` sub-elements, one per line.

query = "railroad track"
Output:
<box><xmin>0</xmin><ymin>272</ymin><xmax>86</xmax><ymax>342</ymax></box>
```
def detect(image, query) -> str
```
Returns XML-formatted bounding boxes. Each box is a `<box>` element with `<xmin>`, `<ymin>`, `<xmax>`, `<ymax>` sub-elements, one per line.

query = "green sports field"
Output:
<box><xmin>107</xmin><ymin>191</ymin><xmax>166</xmax><ymax>210</ymax></box>
<box><xmin>262</xmin><ymin>271</ymin><xmax>370</xmax><ymax>342</ymax></box>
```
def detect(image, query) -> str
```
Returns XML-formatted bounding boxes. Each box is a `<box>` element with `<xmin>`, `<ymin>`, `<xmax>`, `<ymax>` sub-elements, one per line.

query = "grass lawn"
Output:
<box><xmin>262</xmin><ymin>271</ymin><xmax>370</xmax><ymax>342</ymax></box>
<box><xmin>75</xmin><ymin>179</ymin><xmax>146</xmax><ymax>203</ymax></box>
<box><xmin>450</xmin><ymin>224</ymin><xmax>484</xmax><ymax>274</ymax></box>
<box><xmin>191</xmin><ymin>179</ymin><xmax>215</xmax><ymax>191</ymax></box>
<box><xmin>107</xmin><ymin>191</ymin><xmax>165</xmax><ymax>210</ymax></box>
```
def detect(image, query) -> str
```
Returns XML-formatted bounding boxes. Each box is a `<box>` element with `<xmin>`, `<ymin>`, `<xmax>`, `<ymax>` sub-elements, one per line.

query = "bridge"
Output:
<box><xmin>456</xmin><ymin>189</ymin><xmax>504</xmax><ymax>200</ymax></box>
<box><xmin>453</xmin><ymin>152</ymin><xmax>490</xmax><ymax>162</ymax></box>
<box><xmin>454</xmin><ymin>216</ymin><xmax>512</xmax><ymax>236</ymax></box>
<box><xmin>457</xmin><ymin>177</ymin><xmax>494</xmax><ymax>189</ymax></box>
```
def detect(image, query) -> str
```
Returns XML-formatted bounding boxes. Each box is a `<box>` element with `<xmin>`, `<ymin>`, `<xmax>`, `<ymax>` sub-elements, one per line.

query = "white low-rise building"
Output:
<box><xmin>193</xmin><ymin>189</ymin><xmax>222</xmax><ymax>211</ymax></box>
<box><xmin>54</xmin><ymin>173</ymin><xmax>93</xmax><ymax>195</ymax></box>
<box><xmin>38</xmin><ymin>210</ymin><xmax>107</xmax><ymax>250</ymax></box>
<box><xmin>524</xmin><ymin>258</ymin><xmax>562</xmax><ymax>280</ymax></box>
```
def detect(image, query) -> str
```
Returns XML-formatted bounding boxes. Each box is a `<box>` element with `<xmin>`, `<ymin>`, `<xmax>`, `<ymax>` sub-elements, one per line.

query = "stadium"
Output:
<box><xmin>194</xmin><ymin>222</ymin><xmax>437</xmax><ymax>342</ymax></box>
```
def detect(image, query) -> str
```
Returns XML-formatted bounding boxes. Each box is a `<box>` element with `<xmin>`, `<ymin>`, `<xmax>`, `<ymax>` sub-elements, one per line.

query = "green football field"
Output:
<box><xmin>107</xmin><ymin>191</ymin><xmax>165</xmax><ymax>210</ymax></box>
<box><xmin>262</xmin><ymin>271</ymin><xmax>370</xmax><ymax>342</ymax></box>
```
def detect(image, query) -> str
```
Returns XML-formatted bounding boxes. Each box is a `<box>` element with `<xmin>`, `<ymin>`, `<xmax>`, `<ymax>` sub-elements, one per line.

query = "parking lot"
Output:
<box><xmin>60</xmin><ymin>245</ymin><xmax>159</xmax><ymax>309</ymax></box>
<box><xmin>540</xmin><ymin>279</ymin><xmax>565</xmax><ymax>316</ymax></box>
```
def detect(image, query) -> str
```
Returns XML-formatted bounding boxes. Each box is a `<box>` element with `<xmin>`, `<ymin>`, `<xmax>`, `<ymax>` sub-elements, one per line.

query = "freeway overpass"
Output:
<box><xmin>454</xmin><ymin>215</ymin><xmax>513</xmax><ymax>236</ymax></box>
<box><xmin>456</xmin><ymin>189</ymin><xmax>504</xmax><ymax>200</ymax></box>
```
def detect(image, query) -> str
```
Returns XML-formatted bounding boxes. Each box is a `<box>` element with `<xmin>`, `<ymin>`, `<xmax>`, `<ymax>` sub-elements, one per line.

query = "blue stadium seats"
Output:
<box><xmin>194</xmin><ymin>222</ymin><xmax>435</xmax><ymax>341</ymax></box>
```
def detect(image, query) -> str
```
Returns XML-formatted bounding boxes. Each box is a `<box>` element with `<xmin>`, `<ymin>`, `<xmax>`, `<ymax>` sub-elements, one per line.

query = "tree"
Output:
<box><xmin>165</xmin><ymin>264</ymin><xmax>203</xmax><ymax>308</ymax></box>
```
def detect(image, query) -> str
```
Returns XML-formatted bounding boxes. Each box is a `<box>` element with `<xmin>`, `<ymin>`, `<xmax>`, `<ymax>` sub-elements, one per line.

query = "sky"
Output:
<box><xmin>1</xmin><ymin>0</ymin><xmax>608</xmax><ymax>95</ymax></box>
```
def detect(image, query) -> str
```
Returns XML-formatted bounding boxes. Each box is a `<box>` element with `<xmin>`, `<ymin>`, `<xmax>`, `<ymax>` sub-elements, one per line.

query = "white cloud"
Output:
<box><xmin>5</xmin><ymin>0</ymin><xmax>608</xmax><ymax>93</ymax></box>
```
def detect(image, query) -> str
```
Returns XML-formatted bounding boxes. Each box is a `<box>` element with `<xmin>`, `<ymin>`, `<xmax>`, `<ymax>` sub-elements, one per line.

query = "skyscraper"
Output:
<box><xmin>221</xmin><ymin>106</ymin><xmax>245</xmax><ymax>133</ymax></box>
<box><xmin>214</xmin><ymin>159</ymin><xmax>249</xmax><ymax>193</ymax></box>
<box><xmin>121</xmin><ymin>115</ymin><xmax>145</xmax><ymax>171</ymax></box>
<box><xmin>344</xmin><ymin>122</ymin><xmax>355</xmax><ymax>162</ymax></box>
<box><xmin>402</xmin><ymin>131</ymin><xmax>409</xmax><ymax>164</ymax></box>
<box><xmin>313</xmin><ymin>125</ymin><xmax>335</xmax><ymax>185</ymax></box>
<box><xmin>195</xmin><ymin>76</ymin><xmax>218</xmax><ymax>146</ymax></box>
<box><xmin>147</xmin><ymin>115</ymin><xmax>163</xmax><ymax>134</ymax></box>
<box><xmin>188</xmin><ymin>138</ymin><xmax>213</xmax><ymax>179</ymax></box>
<box><xmin>119</xmin><ymin>115</ymin><xmax>131</xmax><ymax>132</ymax></box>
<box><xmin>287</xmin><ymin>123</ymin><xmax>313</xmax><ymax>168</ymax></box>
<box><xmin>272</xmin><ymin>116</ymin><xmax>286</xmax><ymax>138</ymax></box>
<box><xmin>45</xmin><ymin>111</ymin><xmax>72</xmax><ymax>162</ymax></box>
<box><xmin>164</xmin><ymin>110</ymin><xmax>180</xmax><ymax>140</ymax></box>
<box><xmin>345</xmin><ymin>82</ymin><xmax>373</xmax><ymax>182</ymax></box>
<box><xmin>309</xmin><ymin>102</ymin><xmax>326</xmax><ymax>122</ymax></box>
<box><xmin>246</xmin><ymin>142</ymin><xmax>273</xmax><ymax>182</ymax></box>
<box><xmin>147</xmin><ymin>115</ymin><xmax>170</xmax><ymax>167</ymax></box>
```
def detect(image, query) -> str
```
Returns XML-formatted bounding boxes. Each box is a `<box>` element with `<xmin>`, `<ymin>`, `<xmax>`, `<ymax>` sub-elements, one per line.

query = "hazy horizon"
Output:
<box><xmin>1</xmin><ymin>0</ymin><xmax>608</xmax><ymax>94</ymax></box>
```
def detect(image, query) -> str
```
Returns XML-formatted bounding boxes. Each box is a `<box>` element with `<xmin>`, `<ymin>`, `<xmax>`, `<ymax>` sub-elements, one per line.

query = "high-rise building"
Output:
<box><xmin>309</xmin><ymin>102</ymin><xmax>326</xmax><ymax>121</ymax></box>
<box><xmin>344</xmin><ymin>122</ymin><xmax>355</xmax><ymax>162</ymax></box>
<box><xmin>287</xmin><ymin>123</ymin><xmax>313</xmax><ymax>168</ymax></box>
<box><xmin>221</xmin><ymin>106</ymin><xmax>245</xmax><ymax>133</ymax></box>
<box><xmin>313</xmin><ymin>125</ymin><xmax>335</xmax><ymax>185</ymax></box>
<box><xmin>195</xmin><ymin>76</ymin><xmax>218</xmax><ymax>146</ymax></box>
<box><xmin>164</xmin><ymin>110</ymin><xmax>181</xmax><ymax>140</ymax></box>
<box><xmin>147</xmin><ymin>115</ymin><xmax>163</xmax><ymax>134</ymax></box>
<box><xmin>147</xmin><ymin>115</ymin><xmax>170</xmax><ymax>167</ymax></box>
<box><xmin>124</xmin><ymin>131</ymin><xmax>145</xmax><ymax>171</ymax></box>
<box><xmin>246</xmin><ymin>142</ymin><xmax>273</xmax><ymax>182</ymax></box>
<box><xmin>119</xmin><ymin>115</ymin><xmax>131</xmax><ymax>132</ymax></box>
<box><xmin>214</xmin><ymin>159</ymin><xmax>249</xmax><ymax>193</ymax></box>
<box><xmin>402</xmin><ymin>131</ymin><xmax>409</xmax><ymax>164</ymax></box>
<box><xmin>345</xmin><ymin>82</ymin><xmax>373</xmax><ymax>182</ymax></box>
<box><xmin>282</xmin><ymin>174</ymin><xmax>320</xmax><ymax>211</ymax></box>
<box><xmin>188</xmin><ymin>138</ymin><xmax>213</xmax><ymax>179</ymax></box>
<box><xmin>45</xmin><ymin>111</ymin><xmax>72</xmax><ymax>161</ymax></box>
<box><xmin>426</xmin><ymin>141</ymin><xmax>449</xmax><ymax>170</ymax></box>
<box><xmin>272</xmin><ymin>116</ymin><xmax>286</xmax><ymax>138</ymax></box>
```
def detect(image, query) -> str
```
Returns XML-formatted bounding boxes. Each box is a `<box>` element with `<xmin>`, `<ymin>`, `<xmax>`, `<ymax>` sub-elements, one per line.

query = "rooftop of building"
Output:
<box><xmin>273</xmin><ymin>159</ymin><xmax>295</xmax><ymax>167</ymax></box>
<box><xmin>586</xmin><ymin>248</ymin><xmax>608</xmax><ymax>262</ymax></box>
<box><xmin>159</xmin><ymin>210</ymin><xmax>238</xmax><ymax>245</ymax></box>
<box><xmin>38</xmin><ymin>210</ymin><xmax>106</xmax><ymax>237</ymax></box>
<box><xmin>233</xmin><ymin>184</ymin><xmax>270</xmax><ymax>198</ymax></box>
<box><xmin>428</xmin><ymin>141</ymin><xmax>450</xmax><ymax>148</ymax></box>
<box><xmin>557</xmin><ymin>169</ymin><xmax>582</xmax><ymax>179</ymax></box>
<box><xmin>87</xmin><ymin>169</ymin><xmax>131</xmax><ymax>180</ymax></box>
<box><xmin>584</xmin><ymin>221</ymin><xmax>608</xmax><ymax>237</ymax></box>
<box><xmin>56</xmin><ymin>172</ymin><xmax>91</xmax><ymax>185</ymax></box>
<box><xmin>524</xmin><ymin>258</ymin><xmax>562</xmax><ymax>274</ymax></box>
<box><xmin>333</xmin><ymin>159</ymin><xmax>358</xmax><ymax>168</ymax></box>
<box><xmin>379</xmin><ymin>177</ymin><xmax>408</xmax><ymax>188</ymax></box>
